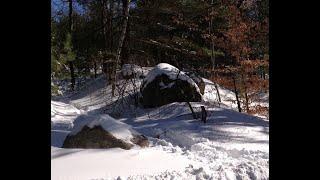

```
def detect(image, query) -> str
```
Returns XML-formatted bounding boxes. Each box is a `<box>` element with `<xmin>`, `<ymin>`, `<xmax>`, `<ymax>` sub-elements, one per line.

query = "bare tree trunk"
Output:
<box><xmin>68</xmin><ymin>0</ymin><xmax>75</xmax><ymax>91</ymax></box>
<box><xmin>101</xmin><ymin>0</ymin><xmax>108</xmax><ymax>49</ymax></box>
<box><xmin>175</xmin><ymin>70</ymin><xmax>197</xmax><ymax>119</ymax></box>
<box><xmin>101</xmin><ymin>0</ymin><xmax>109</xmax><ymax>86</ymax></box>
<box><xmin>262</xmin><ymin>66</ymin><xmax>266</xmax><ymax>80</ymax></box>
<box><xmin>68</xmin><ymin>61</ymin><xmax>75</xmax><ymax>91</ymax></box>
<box><xmin>68</xmin><ymin>0</ymin><xmax>73</xmax><ymax>38</ymax></box>
<box><xmin>232</xmin><ymin>75</ymin><xmax>242</xmax><ymax>112</ymax></box>
<box><xmin>201</xmin><ymin>106</ymin><xmax>207</xmax><ymax>123</ymax></box>
<box><xmin>209</xmin><ymin>1</ymin><xmax>221</xmax><ymax>103</ymax></box>
<box><xmin>108</xmin><ymin>0</ymin><xmax>114</xmax><ymax>90</ymax></box>
<box><xmin>121</xmin><ymin>0</ymin><xmax>130</xmax><ymax>66</ymax></box>
<box><xmin>101</xmin><ymin>0</ymin><xmax>115</xmax><ymax>88</ymax></box>
<box><xmin>213</xmin><ymin>82</ymin><xmax>221</xmax><ymax>100</ymax></box>
<box><xmin>108</xmin><ymin>0</ymin><xmax>114</xmax><ymax>50</ymax></box>
<box><xmin>209</xmin><ymin>17</ymin><xmax>215</xmax><ymax>72</ymax></box>
<box><xmin>101</xmin><ymin>0</ymin><xmax>113</xmax><ymax>50</ymax></box>
<box><xmin>187</xmin><ymin>102</ymin><xmax>197</xmax><ymax>119</ymax></box>
<box><xmin>112</xmin><ymin>0</ymin><xmax>130</xmax><ymax>97</ymax></box>
<box><xmin>94</xmin><ymin>61</ymin><xmax>97</xmax><ymax>78</ymax></box>
<box><xmin>241</xmin><ymin>73</ymin><xmax>249</xmax><ymax>112</ymax></box>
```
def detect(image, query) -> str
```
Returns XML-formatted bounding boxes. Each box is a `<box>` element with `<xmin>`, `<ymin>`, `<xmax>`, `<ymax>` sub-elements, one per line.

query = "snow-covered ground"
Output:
<box><xmin>51</xmin><ymin>69</ymin><xmax>269</xmax><ymax>180</ymax></box>
<box><xmin>52</xmin><ymin>146</ymin><xmax>191</xmax><ymax>180</ymax></box>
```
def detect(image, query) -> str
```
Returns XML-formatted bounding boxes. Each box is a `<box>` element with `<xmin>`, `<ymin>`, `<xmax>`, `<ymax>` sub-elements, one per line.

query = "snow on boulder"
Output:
<box><xmin>121</xmin><ymin>64</ymin><xmax>143</xmax><ymax>79</ymax></box>
<box><xmin>185</xmin><ymin>72</ymin><xmax>205</xmax><ymax>95</ymax></box>
<box><xmin>62</xmin><ymin>114</ymin><xmax>149</xmax><ymax>150</ymax></box>
<box><xmin>140</xmin><ymin>63</ymin><xmax>202</xmax><ymax>108</ymax></box>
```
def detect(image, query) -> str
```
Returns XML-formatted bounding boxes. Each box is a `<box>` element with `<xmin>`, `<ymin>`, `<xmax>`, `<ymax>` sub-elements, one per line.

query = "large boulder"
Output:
<box><xmin>62</xmin><ymin>114</ymin><xmax>149</xmax><ymax>150</ymax></box>
<box><xmin>140</xmin><ymin>63</ymin><xmax>202</xmax><ymax>108</ymax></box>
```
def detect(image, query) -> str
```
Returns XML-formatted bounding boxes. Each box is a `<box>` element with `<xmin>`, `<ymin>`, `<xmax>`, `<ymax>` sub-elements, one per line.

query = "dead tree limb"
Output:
<box><xmin>112</xmin><ymin>0</ymin><xmax>131</xmax><ymax>97</ymax></box>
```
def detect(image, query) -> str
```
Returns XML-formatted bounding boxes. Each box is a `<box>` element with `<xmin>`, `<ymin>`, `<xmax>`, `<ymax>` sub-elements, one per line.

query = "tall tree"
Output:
<box><xmin>120</xmin><ymin>0</ymin><xmax>130</xmax><ymax>66</ymax></box>
<box><xmin>208</xmin><ymin>0</ymin><xmax>222</xmax><ymax>103</ymax></box>
<box><xmin>68</xmin><ymin>0</ymin><xmax>76</xmax><ymax>91</ymax></box>
<box><xmin>112</xmin><ymin>0</ymin><xmax>130</xmax><ymax>96</ymax></box>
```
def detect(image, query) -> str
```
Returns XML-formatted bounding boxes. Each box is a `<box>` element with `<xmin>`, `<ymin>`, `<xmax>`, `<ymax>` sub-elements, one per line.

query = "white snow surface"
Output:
<box><xmin>51</xmin><ymin>146</ymin><xmax>191</xmax><ymax>180</ymax></box>
<box><xmin>51</xmin><ymin>66</ymin><xmax>269</xmax><ymax>180</ymax></box>
<box><xmin>141</xmin><ymin>63</ymin><xmax>201</xmax><ymax>94</ymax></box>
<box><xmin>51</xmin><ymin>100</ymin><xmax>83</xmax><ymax>129</ymax></box>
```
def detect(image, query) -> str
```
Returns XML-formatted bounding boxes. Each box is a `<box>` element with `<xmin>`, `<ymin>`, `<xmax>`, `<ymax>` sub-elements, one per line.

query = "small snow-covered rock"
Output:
<box><xmin>63</xmin><ymin>114</ymin><xmax>149</xmax><ymax>149</ymax></box>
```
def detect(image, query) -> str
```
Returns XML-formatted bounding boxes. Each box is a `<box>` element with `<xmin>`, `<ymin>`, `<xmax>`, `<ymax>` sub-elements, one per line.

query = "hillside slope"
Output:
<box><xmin>51</xmin><ymin>71</ymin><xmax>269</xmax><ymax>180</ymax></box>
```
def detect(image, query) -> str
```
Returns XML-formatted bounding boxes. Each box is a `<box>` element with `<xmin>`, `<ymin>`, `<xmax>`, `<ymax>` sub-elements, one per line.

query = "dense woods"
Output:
<box><xmin>51</xmin><ymin>0</ymin><xmax>269</xmax><ymax>115</ymax></box>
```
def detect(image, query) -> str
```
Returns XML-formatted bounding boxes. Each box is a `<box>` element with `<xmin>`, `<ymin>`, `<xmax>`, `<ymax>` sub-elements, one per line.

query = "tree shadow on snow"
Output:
<box><xmin>52</xmin><ymin>93</ymin><xmax>269</xmax><ymax>149</ymax></box>
<box><xmin>119</xmin><ymin>106</ymin><xmax>269</xmax><ymax>147</ymax></box>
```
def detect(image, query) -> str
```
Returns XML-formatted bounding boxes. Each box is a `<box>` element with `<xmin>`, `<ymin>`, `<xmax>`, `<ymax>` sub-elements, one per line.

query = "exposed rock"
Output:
<box><xmin>63</xmin><ymin>126</ymin><xmax>133</xmax><ymax>150</ymax></box>
<box><xmin>141</xmin><ymin>63</ymin><xmax>202</xmax><ymax>108</ymax></box>
<box><xmin>62</xmin><ymin>114</ymin><xmax>149</xmax><ymax>149</ymax></box>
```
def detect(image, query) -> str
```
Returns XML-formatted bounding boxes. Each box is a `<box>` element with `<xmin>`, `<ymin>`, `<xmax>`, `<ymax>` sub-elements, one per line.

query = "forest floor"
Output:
<box><xmin>51</xmin><ymin>69</ymin><xmax>269</xmax><ymax>180</ymax></box>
